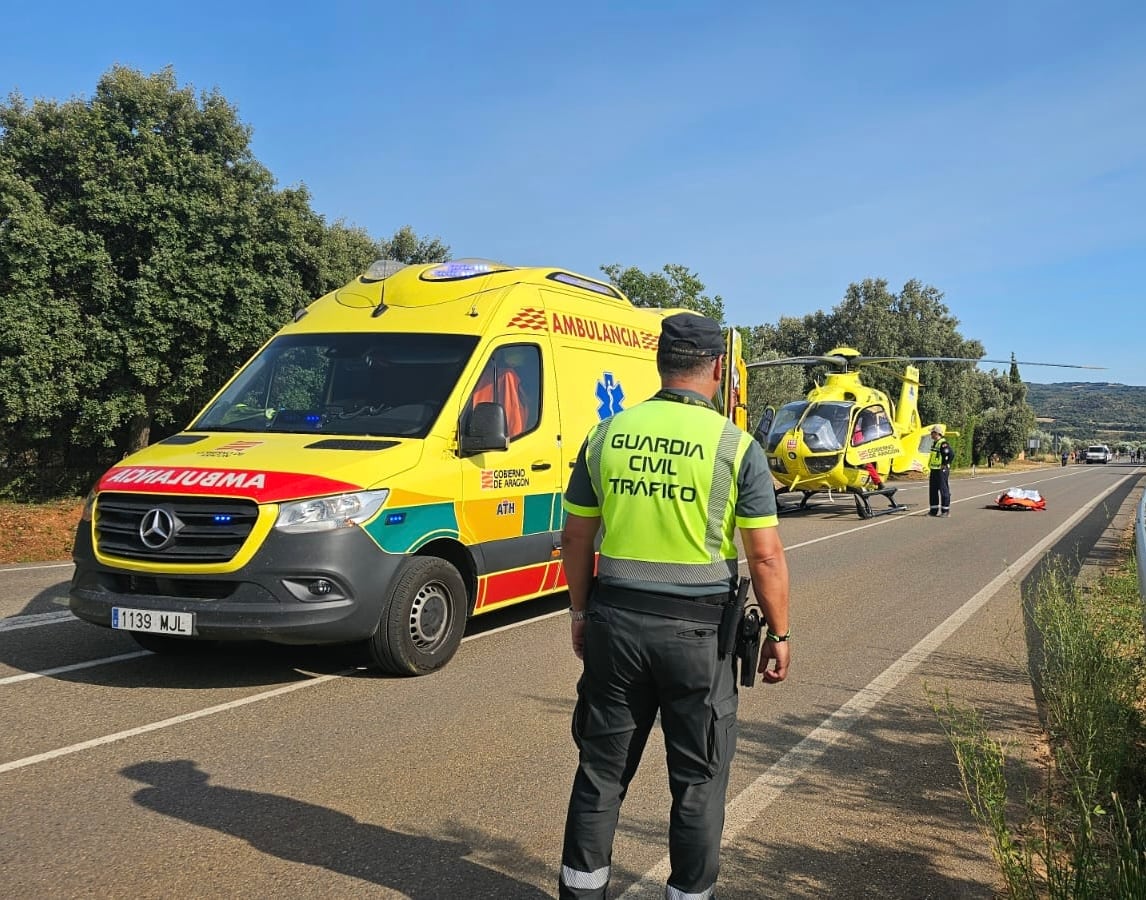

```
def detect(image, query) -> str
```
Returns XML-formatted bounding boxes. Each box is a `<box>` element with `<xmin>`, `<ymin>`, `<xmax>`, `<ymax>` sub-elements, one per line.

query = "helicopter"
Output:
<box><xmin>746</xmin><ymin>348</ymin><xmax>1101</xmax><ymax>519</ymax></box>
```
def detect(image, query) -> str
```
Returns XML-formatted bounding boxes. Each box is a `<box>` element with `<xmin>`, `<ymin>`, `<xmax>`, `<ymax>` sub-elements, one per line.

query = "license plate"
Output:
<box><xmin>111</xmin><ymin>607</ymin><xmax>196</xmax><ymax>636</ymax></box>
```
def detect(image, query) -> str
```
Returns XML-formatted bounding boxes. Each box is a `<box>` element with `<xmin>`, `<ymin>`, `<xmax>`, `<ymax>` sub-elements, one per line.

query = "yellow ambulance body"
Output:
<box><xmin>69</xmin><ymin>259</ymin><xmax>746</xmax><ymax>675</ymax></box>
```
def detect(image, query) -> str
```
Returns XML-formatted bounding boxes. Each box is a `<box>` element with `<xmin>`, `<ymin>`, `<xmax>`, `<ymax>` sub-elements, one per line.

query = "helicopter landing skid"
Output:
<box><xmin>851</xmin><ymin>487</ymin><xmax>908</xmax><ymax>520</ymax></box>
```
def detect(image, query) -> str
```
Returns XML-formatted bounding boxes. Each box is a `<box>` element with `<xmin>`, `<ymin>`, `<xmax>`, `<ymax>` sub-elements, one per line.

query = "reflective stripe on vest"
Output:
<box><xmin>585</xmin><ymin>398</ymin><xmax>751</xmax><ymax>586</ymax></box>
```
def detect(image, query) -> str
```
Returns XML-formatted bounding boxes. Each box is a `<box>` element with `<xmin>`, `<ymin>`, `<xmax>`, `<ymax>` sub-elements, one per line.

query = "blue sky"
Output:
<box><xmin>3</xmin><ymin>1</ymin><xmax>1143</xmax><ymax>385</ymax></box>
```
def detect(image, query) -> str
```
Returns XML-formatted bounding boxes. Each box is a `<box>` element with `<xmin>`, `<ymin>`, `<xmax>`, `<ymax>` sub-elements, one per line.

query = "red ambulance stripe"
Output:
<box><xmin>476</xmin><ymin>563</ymin><xmax>548</xmax><ymax>610</ymax></box>
<box><xmin>541</xmin><ymin>561</ymin><xmax>568</xmax><ymax>592</ymax></box>
<box><xmin>97</xmin><ymin>466</ymin><xmax>361</xmax><ymax>504</ymax></box>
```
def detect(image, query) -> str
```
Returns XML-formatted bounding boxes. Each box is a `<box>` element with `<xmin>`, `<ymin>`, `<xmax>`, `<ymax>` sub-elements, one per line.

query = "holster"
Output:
<box><xmin>718</xmin><ymin>577</ymin><xmax>751</xmax><ymax>658</ymax></box>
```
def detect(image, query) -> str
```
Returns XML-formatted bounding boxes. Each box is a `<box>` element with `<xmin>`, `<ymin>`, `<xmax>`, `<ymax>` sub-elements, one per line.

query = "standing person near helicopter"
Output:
<box><xmin>928</xmin><ymin>425</ymin><xmax>955</xmax><ymax>516</ymax></box>
<box><xmin>557</xmin><ymin>312</ymin><xmax>791</xmax><ymax>900</ymax></box>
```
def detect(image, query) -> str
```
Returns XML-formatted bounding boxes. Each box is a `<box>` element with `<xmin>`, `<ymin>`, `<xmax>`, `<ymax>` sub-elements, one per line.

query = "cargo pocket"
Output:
<box><xmin>706</xmin><ymin>693</ymin><xmax>739</xmax><ymax>776</ymax></box>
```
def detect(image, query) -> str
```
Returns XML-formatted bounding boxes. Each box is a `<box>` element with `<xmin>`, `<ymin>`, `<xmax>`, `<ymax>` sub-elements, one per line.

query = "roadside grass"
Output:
<box><xmin>934</xmin><ymin>549</ymin><xmax>1146</xmax><ymax>898</ymax></box>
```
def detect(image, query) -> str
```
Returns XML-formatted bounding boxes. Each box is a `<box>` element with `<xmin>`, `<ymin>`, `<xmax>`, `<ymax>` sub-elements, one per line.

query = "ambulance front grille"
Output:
<box><xmin>94</xmin><ymin>493</ymin><xmax>259</xmax><ymax>563</ymax></box>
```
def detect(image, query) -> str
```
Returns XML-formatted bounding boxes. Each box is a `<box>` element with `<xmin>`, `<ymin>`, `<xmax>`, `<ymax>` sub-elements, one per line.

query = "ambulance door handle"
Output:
<box><xmin>531</xmin><ymin>461</ymin><xmax>552</xmax><ymax>471</ymax></box>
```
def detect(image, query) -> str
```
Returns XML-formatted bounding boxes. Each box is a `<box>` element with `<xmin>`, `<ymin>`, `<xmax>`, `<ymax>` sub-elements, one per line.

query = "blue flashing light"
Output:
<box><xmin>423</xmin><ymin>258</ymin><xmax>512</xmax><ymax>281</ymax></box>
<box><xmin>386</xmin><ymin>512</ymin><xmax>407</xmax><ymax>526</ymax></box>
<box><xmin>213</xmin><ymin>514</ymin><xmax>234</xmax><ymax>525</ymax></box>
<box><xmin>306</xmin><ymin>414</ymin><xmax>322</xmax><ymax>425</ymax></box>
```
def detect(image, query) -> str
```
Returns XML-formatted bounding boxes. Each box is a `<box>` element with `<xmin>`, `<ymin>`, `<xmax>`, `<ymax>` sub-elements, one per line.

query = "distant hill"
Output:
<box><xmin>1025</xmin><ymin>382</ymin><xmax>1146</xmax><ymax>444</ymax></box>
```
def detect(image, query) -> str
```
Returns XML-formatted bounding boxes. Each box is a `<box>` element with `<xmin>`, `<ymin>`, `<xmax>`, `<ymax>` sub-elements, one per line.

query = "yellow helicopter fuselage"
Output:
<box><xmin>762</xmin><ymin>368</ymin><xmax>927</xmax><ymax>494</ymax></box>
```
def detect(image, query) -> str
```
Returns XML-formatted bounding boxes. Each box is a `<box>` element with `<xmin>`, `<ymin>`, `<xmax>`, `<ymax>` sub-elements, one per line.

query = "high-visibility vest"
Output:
<box><xmin>582</xmin><ymin>394</ymin><xmax>754</xmax><ymax>587</ymax></box>
<box><xmin>929</xmin><ymin>438</ymin><xmax>952</xmax><ymax>469</ymax></box>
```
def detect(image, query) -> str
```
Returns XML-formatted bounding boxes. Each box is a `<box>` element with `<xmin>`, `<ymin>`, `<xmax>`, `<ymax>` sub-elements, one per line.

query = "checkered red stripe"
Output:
<box><xmin>507</xmin><ymin>307</ymin><xmax>547</xmax><ymax>330</ymax></box>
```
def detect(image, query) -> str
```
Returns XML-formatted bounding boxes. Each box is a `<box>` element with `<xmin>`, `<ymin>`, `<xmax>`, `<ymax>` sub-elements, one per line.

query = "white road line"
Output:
<box><xmin>0</xmin><ymin>611</ymin><xmax>76</xmax><ymax>632</ymax></box>
<box><xmin>0</xmin><ymin>652</ymin><xmax>151</xmax><ymax>685</ymax></box>
<box><xmin>620</xmin><ymin>473</ymin><xmax>1131</xmax><ymax>898</ymax></box>
<box><xmin>1</xmin><ymin>562</ymin><xmax>73</xmax><ymax>572</ymax></box>
<box><xmin>0</xmin><ymin>671</ymin><xmax>348</xmax><ymax>775</ymax></box>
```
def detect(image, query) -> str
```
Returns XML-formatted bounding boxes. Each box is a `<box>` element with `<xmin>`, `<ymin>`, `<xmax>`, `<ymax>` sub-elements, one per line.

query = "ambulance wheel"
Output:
<box><xmin>366</xmin><ymin>556</ymin><xmax>467</xmax><ymax>676</ymax></box>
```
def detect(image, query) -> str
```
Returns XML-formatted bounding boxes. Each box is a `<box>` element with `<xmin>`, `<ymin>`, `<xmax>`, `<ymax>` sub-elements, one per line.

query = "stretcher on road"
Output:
<box><xmin>996</xmin><ymin>487</ymin><xmax>1046</xmax><ymax>511</ymax></box>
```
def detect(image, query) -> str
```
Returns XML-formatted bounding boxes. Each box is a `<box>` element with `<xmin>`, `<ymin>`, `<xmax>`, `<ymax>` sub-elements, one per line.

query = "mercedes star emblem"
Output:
<box><xmin>139</xmin><ymin>507</ymin><xmax>178</xmax><ymax>550</ymax></box>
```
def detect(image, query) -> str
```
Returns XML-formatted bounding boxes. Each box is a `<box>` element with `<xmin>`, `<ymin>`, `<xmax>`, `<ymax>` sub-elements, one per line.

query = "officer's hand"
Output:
<box><xmin>758</xmin><ymin>639</ymin><xmax>789</xmax><ymax>683</ymax></box>
<box><xmin>571</xmin><ymin>619</ymin><xmax>587</xmax><ymax>660</ymax></box>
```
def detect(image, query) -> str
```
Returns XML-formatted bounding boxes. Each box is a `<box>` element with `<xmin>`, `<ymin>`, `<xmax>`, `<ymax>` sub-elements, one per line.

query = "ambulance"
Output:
<box><xmin>70</xmin><ymin>259</ymin><xmax>749</xmax><ymax>675</ymax></box>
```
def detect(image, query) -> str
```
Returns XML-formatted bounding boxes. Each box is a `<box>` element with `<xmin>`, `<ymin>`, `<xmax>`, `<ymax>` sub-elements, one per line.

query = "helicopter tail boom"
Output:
<box><xmin>893</xmin><ymin>365</ymin><xmax>922</xmax><ymax>434</ymax></box>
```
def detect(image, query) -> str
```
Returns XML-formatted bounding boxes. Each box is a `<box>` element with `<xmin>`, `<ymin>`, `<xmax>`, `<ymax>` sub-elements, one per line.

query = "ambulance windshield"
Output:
<box><xmin>193</xmin><ymin>332</ymin><xmax>480</xmax><ymax>438</ymax></box>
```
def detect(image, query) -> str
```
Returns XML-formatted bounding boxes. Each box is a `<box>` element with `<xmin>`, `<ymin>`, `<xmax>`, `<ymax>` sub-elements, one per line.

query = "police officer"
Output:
<box><xmin>558</xmin><ymin>313</ymin><xmax>791</xmax><ymax>900</ymax></box>
<box><xmin>928</xmin><ymin>425</ymin><xmax>954</xmax><ymax>517</ymax></box>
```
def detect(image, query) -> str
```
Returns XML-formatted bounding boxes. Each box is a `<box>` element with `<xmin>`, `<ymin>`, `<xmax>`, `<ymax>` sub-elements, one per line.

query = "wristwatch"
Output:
<box><xmin>569</xmin><ymin>608</ymin><xmax>589</xmax><ymax>622</ymax></box>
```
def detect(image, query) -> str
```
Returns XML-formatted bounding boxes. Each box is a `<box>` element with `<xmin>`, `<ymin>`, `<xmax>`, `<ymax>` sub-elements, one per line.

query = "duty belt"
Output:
<box><xmin>593</xmin><ymin>583</ymin><xmax>728</xmax><ymax>625</ymax></box>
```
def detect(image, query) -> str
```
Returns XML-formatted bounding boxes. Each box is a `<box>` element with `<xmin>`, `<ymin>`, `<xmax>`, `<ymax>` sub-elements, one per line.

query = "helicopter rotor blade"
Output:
<box><xmin>852</xmin><ymin>356</ymin><xmax>1105</xmax><ymax>370</ymax></box>
<box><xmin>746</xmin><ymin>353</ymin><xmax>1104</xmax><ymax>372</ymax></box>
<box><xmin>745</xmin><ymin>355</ymin><xmax>850</xmax><ymax>371</ymax></box>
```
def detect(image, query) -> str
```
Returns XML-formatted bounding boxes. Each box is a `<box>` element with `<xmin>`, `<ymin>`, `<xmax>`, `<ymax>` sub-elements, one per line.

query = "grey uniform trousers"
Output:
<box><xmin>559</xmin><ymin>596</ymin><xmax>739</xmax><ymax>900</ymax></box>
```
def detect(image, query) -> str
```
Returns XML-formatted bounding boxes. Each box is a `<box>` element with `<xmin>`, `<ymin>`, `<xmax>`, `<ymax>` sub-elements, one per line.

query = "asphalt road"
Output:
<box><xmin>2</xmin><ymin>462</ymin><xmax>1143</xmax><ymax>899</ymax></box>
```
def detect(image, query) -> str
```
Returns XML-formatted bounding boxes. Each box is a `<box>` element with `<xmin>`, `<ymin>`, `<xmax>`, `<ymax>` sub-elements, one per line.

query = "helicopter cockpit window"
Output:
<box><xmin>800</xmin><ymin>402</ymin><xmax>851</xmax><ymax>452</ymax></box>
<box><xmin>765</xmin><ymin>401</ymin><xmax>809</xmax><ymax>452</ymax></box>
<box><xmin>852</xmin><ymin>405</ymin><xmax>893</xmax><ymax>446</ymax></box>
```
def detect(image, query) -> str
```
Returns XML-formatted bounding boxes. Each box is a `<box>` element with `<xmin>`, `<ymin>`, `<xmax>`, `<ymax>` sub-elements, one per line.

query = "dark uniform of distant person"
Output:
<box><xmin>928</xmin><ymin>425</ymin><xmax>954</xmax><ymax>516</ymax></box>
<box><xmin>557</xmin><ymin>313</ymin><xmax>791</xmax><ymax>900</ymax></box>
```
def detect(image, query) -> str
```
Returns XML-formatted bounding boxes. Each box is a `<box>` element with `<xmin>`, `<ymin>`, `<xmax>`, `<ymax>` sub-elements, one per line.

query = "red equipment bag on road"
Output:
<box><xmin>996</xmin><ymin>488</ymin><xmax>1046</xmax><ymax>511</ymax></box>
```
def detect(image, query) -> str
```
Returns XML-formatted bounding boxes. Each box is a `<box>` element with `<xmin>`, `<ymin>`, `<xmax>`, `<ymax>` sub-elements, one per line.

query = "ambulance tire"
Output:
<box><xmin>367</xmin><ymin>556</ymin><xmax>467</xmax><ymax>676</ymax></box>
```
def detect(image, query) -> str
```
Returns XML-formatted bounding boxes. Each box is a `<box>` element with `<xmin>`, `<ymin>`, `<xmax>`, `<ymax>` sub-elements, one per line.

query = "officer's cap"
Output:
<box><xmin>658</xmin><ymin>313</ymin><xmax>725</xmax><ymax>357</ymax></box>
<box><xmin>931</xmin><ymin>425</ymin><xmax>945</xmax><ymax>436</ymax></box>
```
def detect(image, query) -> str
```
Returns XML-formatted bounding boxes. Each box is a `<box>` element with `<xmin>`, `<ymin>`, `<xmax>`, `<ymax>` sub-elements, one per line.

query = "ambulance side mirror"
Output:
<box><xmin>460</xmin><ymin>402</ymin><xmax>510</xmax><ymax>455</ymax></box>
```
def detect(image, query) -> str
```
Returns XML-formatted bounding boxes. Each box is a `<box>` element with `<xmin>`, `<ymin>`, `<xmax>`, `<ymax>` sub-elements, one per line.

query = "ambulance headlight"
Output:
<box><xmin>274</xmin><ymin>490</ymin><xmax>389</xmax><ymax>534</ymax></box>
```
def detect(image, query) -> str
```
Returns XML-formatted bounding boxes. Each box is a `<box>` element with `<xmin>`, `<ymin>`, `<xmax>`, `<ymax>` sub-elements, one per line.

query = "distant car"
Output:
<box><xmin>1085</xmin><ymin>444</ymin><xmax>1112</xmax><ymax>464</ymax></box>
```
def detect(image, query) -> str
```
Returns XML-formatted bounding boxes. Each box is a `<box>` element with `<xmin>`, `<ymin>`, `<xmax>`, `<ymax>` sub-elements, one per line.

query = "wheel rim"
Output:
<box><xmin>408</xmin><ymin>579</ymin><xmax>452</xmax><ymax>652</ymax></box>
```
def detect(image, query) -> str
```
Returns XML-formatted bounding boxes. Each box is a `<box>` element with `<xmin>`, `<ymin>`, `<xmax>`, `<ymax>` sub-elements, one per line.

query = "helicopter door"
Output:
<box><xmin>753</xmin><ymin>407</ymin><xmax>775</xmax><ymax>449</ymax></box>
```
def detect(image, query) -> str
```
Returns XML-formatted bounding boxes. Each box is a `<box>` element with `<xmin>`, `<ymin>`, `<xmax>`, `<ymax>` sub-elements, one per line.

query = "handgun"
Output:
<box><xmin>736</xmin><ymin>606</ymin><xmax>762</xmax><ymax>688</ymax></box>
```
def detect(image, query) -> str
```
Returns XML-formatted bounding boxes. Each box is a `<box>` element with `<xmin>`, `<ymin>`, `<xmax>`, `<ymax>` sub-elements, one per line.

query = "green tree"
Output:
<box><xmin>755</xmin><ymin>278</ymin><xmax>985</xmax><ymax>429</ymax></box>
<box><xmin>314</xmin><ymin>222</ymin><xmax>449</xmax><ymax>302</ymax></box>
<box><xmin>740</xmin><ymin>325</ymin><xmax>806</xmax><ymax>431</ymax></box>
<box><xmin>968</xmin><ymin>369</ymin><xmax>1035</xmax><ymax>465</ymax></box>
<box><xmin>0</xmin><ymin>66</ymin><xmax>448</xmax><ymax>496</ymax></box>
<box><xmin>600</xmin><ymin>262</ymin><xmax>725</xmax><ymax>323</ymax></box>
<box><xmin>380</xmin><ymin>224</ymin><xmax>450</xmax><ymax>265</ymax></box>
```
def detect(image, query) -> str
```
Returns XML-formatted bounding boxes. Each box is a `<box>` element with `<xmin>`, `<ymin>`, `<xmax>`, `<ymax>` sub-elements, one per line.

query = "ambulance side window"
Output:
<box><xmin>468</xmin><ymin>344</ymin><xmax>541</xmax><ymax>442</ymax></box>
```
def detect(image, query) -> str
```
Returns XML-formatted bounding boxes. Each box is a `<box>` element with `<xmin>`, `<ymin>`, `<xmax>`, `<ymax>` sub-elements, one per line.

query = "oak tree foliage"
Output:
<box><xmin>600</xmin><ymin>262</ymin><xmax>725</xmax><ymax>323</ymax></box>
<box><xmin>0</xmin><ymin>66</ymin><xmax>446</xmax><ymax>496</ymax></box>
<box><xmin>752</xmin><ymin>278</ymin><xmax>988</xmax><ymax>433</ymax></box>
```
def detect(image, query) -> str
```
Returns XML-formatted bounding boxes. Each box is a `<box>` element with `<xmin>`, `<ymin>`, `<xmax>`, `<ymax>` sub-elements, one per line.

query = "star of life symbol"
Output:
<box><xmin>595</xmin><ymin>372</ymin><xmax>625</xmax><ymax>420</ymax></box>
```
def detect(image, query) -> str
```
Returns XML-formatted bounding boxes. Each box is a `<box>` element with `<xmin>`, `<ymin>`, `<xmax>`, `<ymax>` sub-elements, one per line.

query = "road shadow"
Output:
<box><xmin>6</xmin><ymin>574</ymin><xmax>73</xmax><ymax>615</ymax></box>
<box><xmin>121</xmin><ymin>760</ymin><xmax>551</xmax><ymax>898</ymax></box>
